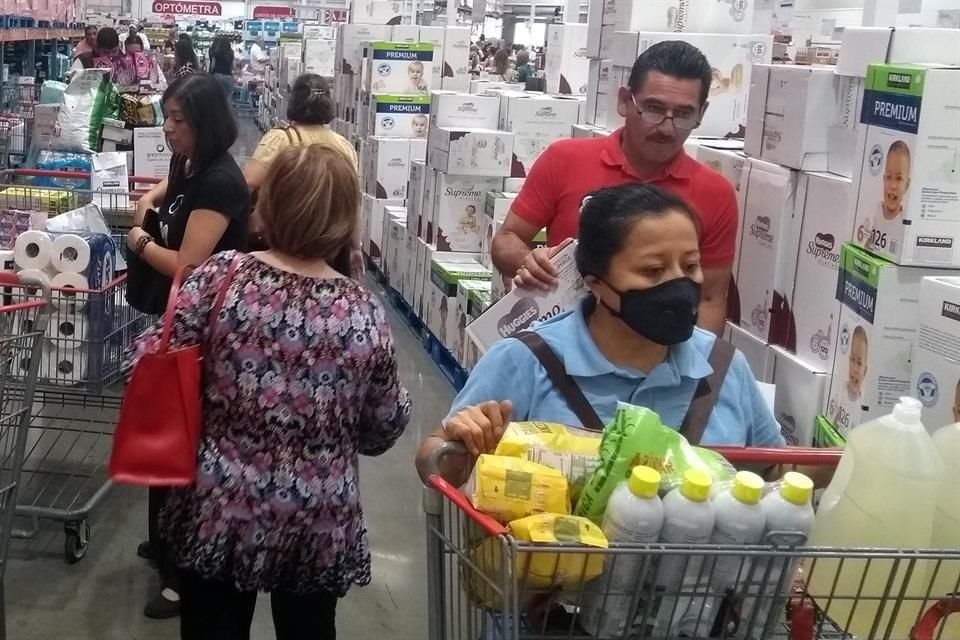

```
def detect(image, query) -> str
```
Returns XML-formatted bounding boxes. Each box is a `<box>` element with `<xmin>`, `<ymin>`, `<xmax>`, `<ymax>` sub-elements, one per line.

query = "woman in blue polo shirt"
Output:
<box><xmin>416</xmin><ymin>183</ymin><xmax>783</xmax><ymax>484</ymax></box>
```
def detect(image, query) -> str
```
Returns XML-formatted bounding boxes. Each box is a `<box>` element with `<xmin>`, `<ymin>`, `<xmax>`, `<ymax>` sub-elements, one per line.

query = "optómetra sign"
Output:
<box><xmin>151</xmin><ymin>0</ymin><xmax>222</xmax><ymax>15</ymax></box>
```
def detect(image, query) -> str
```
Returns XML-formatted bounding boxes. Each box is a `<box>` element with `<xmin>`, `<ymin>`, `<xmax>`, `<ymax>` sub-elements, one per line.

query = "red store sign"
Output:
<box><xmin>252</xmin><ymin>5</ymin><xmax>294</xmax><ymax>18</ymax></box>
<box><xmin>151</xmin><ymin>0</ymin><xmax>222</xmax><ymax>15</ymax></box>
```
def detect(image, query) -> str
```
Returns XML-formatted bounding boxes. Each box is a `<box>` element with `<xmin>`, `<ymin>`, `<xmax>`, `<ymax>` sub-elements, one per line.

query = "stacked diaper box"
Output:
<box><xmin>12</xmin><ymin>228</ymin><xmax>117</xmax><ymax>386</ymax></box>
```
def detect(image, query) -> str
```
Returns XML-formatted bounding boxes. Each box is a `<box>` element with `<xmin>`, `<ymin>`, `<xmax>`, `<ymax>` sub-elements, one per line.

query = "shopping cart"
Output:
<box><xmin>0</xmin><ymin>272</ymin><xmax>51</xmax><ymax>640</ymax></box>
<box><xmin>423</xmin><ymin>443</ymin><xmax>960</xmax><ymax>640</ymax></box>
<box><xmin>0</xmin><ymin>82</ymin><xmax>39</xmax><ymax>116</ymax></box>
<box><xmin>0</xmin><ymin>115</ymin><xmax>32</xmax><ymax>170</ymax></box>
<box><xmin>0</xmin><ymin>170</ymin><xmax>157</xmax><ymax>562</ymax></box>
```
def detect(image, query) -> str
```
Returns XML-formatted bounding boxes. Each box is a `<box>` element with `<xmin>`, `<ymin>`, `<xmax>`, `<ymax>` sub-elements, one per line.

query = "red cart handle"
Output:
<box><xmin>912</xmin><ymin>596</ymin><xmax>960</xmax><ymax>640</ymax></box>
<box><xmin>428</xmin><ymin>474</ymin><xmax>508</xmax><ymax>537</ymax></box>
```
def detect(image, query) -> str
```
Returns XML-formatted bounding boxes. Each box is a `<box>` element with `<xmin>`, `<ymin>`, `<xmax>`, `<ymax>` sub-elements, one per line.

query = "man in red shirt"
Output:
<box><xmin>493</xmin><ymin>40</ymin><xmax>737</xmax><ymax>336</ymax></box>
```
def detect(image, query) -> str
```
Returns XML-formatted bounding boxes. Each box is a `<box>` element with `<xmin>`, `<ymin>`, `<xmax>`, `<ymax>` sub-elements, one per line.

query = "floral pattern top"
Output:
<box><xmin>131</xmin><ymin>251</ymin><xmax>411</xmax><ymax>596</ymax></box>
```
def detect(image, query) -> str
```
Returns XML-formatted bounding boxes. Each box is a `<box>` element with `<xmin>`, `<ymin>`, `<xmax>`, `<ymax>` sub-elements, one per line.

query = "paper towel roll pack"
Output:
<box><xmin>14</xmin><ymin>230</ymin><xmax>54</xmax><ymax>270</ymax></box>
<box><xmin>49</xmin><ymin>232</ymin><xmax>116</xmax><ymax>288</ymax></box>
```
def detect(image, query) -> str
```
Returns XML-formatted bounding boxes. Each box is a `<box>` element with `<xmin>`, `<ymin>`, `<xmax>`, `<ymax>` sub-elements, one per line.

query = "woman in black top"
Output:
<box><xmin>125</xmin><ymin>73</ymin><xmax>249</xmax><ymax>619</ymax></box>
<box><xmin>209</xmin><ymin>35</ymin><xmax>235</xmax><ymax>97</ymax></box>
<box><xmin>173</xmin><ymin>35</ymin><xmax>199</xmax><ymax>78</ymax></box>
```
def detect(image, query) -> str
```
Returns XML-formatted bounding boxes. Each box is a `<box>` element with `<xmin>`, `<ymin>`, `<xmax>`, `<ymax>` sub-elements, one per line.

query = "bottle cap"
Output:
<box><xmin>628</xmin><ymin>465</ymin><xmax>661</xmax><ymax>499</ymax></box>
<box><xmin>893</xmin><ymin>396</ymin><xmax>923</xmax><ymax>424</ymax></box>
<box><xmin>731</xmin><ymin>471</ymin><xmax>765</xmax><ymax>505</ymax></box>
<box><xmin>680</xmin><ymin>468</ymin><xmax>712</xmax><ymax>502</ymax></box>
<box><xmin>780</xmin><ymin>471</ymin><xmax>814</xmax><ymax>506</ymax></box>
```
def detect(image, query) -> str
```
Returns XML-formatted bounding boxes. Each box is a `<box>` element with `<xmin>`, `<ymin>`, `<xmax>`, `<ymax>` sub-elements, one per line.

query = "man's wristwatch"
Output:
<box><xmin>135</xmin><ymin>232</ymin><xmax>155</xmax><ymax>256</ymax></box>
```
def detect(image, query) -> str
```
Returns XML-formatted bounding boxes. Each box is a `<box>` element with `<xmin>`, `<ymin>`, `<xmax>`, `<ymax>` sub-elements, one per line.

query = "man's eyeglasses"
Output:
<box><xmin>631</xmin><ymin>95</ymin><xmax>701</xmax><ymax>131</ymax></box>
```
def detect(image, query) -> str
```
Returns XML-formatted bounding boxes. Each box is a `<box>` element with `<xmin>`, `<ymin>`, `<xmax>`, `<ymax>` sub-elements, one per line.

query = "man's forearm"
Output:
<box><xmin>491</xmin><ymin>231</ymin><xmax>532</xmax><ymax>277</ymax></box>
<box><xmin>698</xmin><ymin>298</ymin><xmax>727</xmax><ymax>337</ymax></box>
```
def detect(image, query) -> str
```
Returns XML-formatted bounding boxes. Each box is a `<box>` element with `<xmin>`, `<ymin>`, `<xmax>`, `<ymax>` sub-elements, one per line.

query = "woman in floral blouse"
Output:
<box><xmin>131</xmin><ymin>143</ymin><xmax>411</xmax><ymax>639</ymax></box>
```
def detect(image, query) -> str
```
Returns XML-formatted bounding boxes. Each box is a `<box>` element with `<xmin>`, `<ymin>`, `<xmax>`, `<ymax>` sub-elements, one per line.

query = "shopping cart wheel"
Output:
<box><xmin>63</xmin><ymin>521</ymin><xmax>90</xmax><ymax>564</ymax></box>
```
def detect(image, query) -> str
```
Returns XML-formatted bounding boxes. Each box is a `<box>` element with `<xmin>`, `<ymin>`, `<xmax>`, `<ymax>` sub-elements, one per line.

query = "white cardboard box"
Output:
<box><xmin>363</xmin><ymin>196</ymin><xmax>403</xmax><ymax>265</ymax></box>
<box><xmin>385</xmin><ymin>213</ymin><xmax>407</xmax><ymax>288</ymax></box>
<box><xmin>826</xmin><ymin>244</ymin><xmax>955</xmax><ymax>437</ymax></box>
<box><xmin>481</xmin><ymin>191</ymin><xmax>516</xmax><ymax>268</ymax></box>
<box><xmin>429</xmin><ymin>91</ymin><xmax>500</xmax><ymax>129</ymax></box>
<box><xmin>426</xmin><ymin>253</ymin><xmax>489</xmax><ymax>352</ymax></box>
<box><xmin>413</xmin><ymin>239</ymin><xmax>433</xmax><ymax>319</ymax></box>
<box><xmin>430</xmin><ymin>174</ymin><xmax>504</xmax><ymax>253</ymax></box>
<box><xmin>133</xmin><ymin>127</ymin><xmax>172</xmax><ymax>180</ymax></box>
<box><xmin>612</xmin><ymin>0</ymin><xmax>754</xmax><ymax>34</ymax></box>
<box><xmin>368</xmin><ymin>94</ymin><xmax>430</xmax><ymax>139</ymax></box>
<box><xmin>544</xmin><ymin>23</ymin><xmax>590</xmax><ymax>96</ymax></box>
<box><xmin>402</xmin><ymin>231</ymin><xmax>418</xmax><ymax>305</ymax></box>
<box><xmin>427</xmin><ymin>128</ymin><xmax>515</xmax><ymax>177</ymax></box>
<box><xmin>790</xmin><ymin>172</ymin><xmax>854</xmax><ymax>375</ymax></box>
<box><xmin>467</xmin><ymin>241</ymin><xmax>586</xmax><ymax>354</ymax></box>
<box><xmin>500</xmin><ymin>95</ymin><xmax>582</xmax><ymax>177</ymax></box>
<box><xmin>366</xmin><ymin>137</ymin><xmax>414</xmax><ymax>200</ymax></box>
<box><xmin>835</xmin><ymin>26</ymin><xmax>892</xmax><ymax>78</ymax></box>
<box><xmin>745</xmin><ymin>64</ymin><xmax>837</xmax><ymax>171</ymax></box>
<box><xmin>458</xmin><ymin>279</ymin><xmax>493</xmax><ymax>370</ymax></box>
<box><xmin>337</xmin><ymin>24</ymin><xmax>392</xmax><ymax>75</ymax></box>
<box><xmin>390</xmin><ymin>24</ymin><xmax>419</xmax><ymax>43</ymax></box>
<box><xmin>726</xmin><ymin>322</ymin><xmax>775</xmax><ymax>383</ymax></box>
<box><xmin>440</xmin><ymin>26</ymin><xmax>472</xmax><ymax>92</ymax></box>
<box><xmin>350</xmin><ymin>0</ymin><xmax>413</xmax><ymax>25</ymax></box>
<box><xmin>911</xmin><ymin>276</ymin><xmax>960</xmax><ymax>431</ymax></box>
<box><xmin>736</xmin><ymin>158</ymin><xmax>801</xmax><ymax>345</ymax></box>
<box><xmin>303</xmin><ymin>38</ymin><xmax>336</xmax><ymax>77</ymax></box>
<box><xmin>771</xmin><ymin>345</ymin><xmax>831</xmax><ymax>447</ymax></box>
<box><xmin>852</xmin><ymin>63</ymin><xmax>960</xmax><ymax>268</ymax></box>
<box><xmin>612</xmin><ymin>32</ymin><xmax>772</xmax><ymax>138</ymax></box>
<box><xmin>406</xmin><ymin>159</ymin><xmax>427</xmax><ymax>238</ymax></box>
<box><xmin>827</xmin><ymin>75</ymin><xmax>866</xmax><ymax>179</ymax></box>
<box><xmin>586</xmin><ymin>0</ymin><xmax>603</xmax><ymax>59</ymax></box>
<box><xmin>366</xmin><ymin>41</ymin><xmax>433</xmax><ymax>95</ymax></box>
<box><xmin>420</xmin><ymin>164</ymin><xmax>438</xmax><ymax>243</ymax></box>
<box><xmin>417</xmin><ymin>25</ymin><xmax>446</xmax><ymax>87</ymax></box>
<box><xmin>691</xmin><ymin>144</ymin><xmax>748</xmax><ymax>277</ymax></box>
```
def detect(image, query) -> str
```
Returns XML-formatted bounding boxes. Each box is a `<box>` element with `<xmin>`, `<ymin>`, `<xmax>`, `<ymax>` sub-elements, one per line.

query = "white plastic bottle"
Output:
<box><xmin>740</xmin><ymin>471</ymin><xmax>816</xmax><ymax>639</ymax></box>
<box><xmin>929</xmin><ymin>423</ymin><xmax>960</xmax><ymax>639</ymax></box>
<box><xmin>808</xmin><ymin>397</ymin><xmax>945</xmax><ymax>637</ymax></box>
<box><xmin>652</xmin><ymin>468</ymin><xmax>715</xmax><ymax>636</ymax></box>
<box><xmin>675</xmin><ymin>471</ymin><xmax>766</xmax><ymax>637</ymax></box>
<box><xmin>579</xmin><ymin>466</ymin><xmax>664</xmax><ymax>637</ymax></box>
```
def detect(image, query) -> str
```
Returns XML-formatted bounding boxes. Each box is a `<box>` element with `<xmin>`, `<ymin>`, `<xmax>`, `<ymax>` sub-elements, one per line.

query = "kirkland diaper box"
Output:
<box><xmin>771</xmin><ymin>345</ymin><xmax>831</xmax><ymax>447</ymax></box>
<box><xmin>429</xmin><ymin>91</ymin><xmax>500</xmax><ymax>129</ymax></box>
<box><xmin>428</xmin><ymin>128</ymin><xmax>515</xmax><ymax>177</ymax></box>
<box><xmin>368</xmin><ymin>94</ymin><xmax>430</xmax><ymax>139</ymax></box>
<box><xmin>911</xmin><ymin>276</ymin><xmax>960</xmax><ymax>431</ymax></box>
<box><xmin>366</xmin><ymin>42</ymin><xmax>433</xmax><ymax>95</ymax></box>
<box><xmin>467</xmin><ymin>241</ymin><xmax>586</xmax><ymax>354</ymax></box>
<box><xmin>736</xmin><ymin>158</ymin><xmax>801</xmax><ymax>349</ymax></box>
<box><xmin>426</xmin><ymin>253</ymin><xmax>489</xmax><ymax>353</ymax></box>
<box><xmin>612</xmin><ymin>32</ymin><xmax>772</xmax><ymax>138</ymax></box>
<box><xmin>745</xmin><ymin>64</ymin><xmax>837</xmax><ymax>171</ymax></box>
<box><xmin>852</xmin><ymin>63</ymin><xmax>960</xmax><ymax>268</ymax></box>
<box><xmin>790</xmin><ymin>172</ymin><xmax>855</xmax><ymax>374</ymax></box>
<box><xmin>825</xmin><ymin>244</ymin><xmax>955</xmax><ymax>437</ymax></box>
<box><xmin>428</xmin><ymin>174</ymin><xmax>503</xmax><ymax>253</ymax></box>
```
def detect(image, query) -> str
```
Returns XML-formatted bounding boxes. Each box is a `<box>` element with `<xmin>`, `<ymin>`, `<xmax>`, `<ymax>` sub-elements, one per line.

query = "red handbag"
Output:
<box><xmin>109</xmin><ymin>257</ymin><xmax>239</xmax><ymax>486</ymax></box>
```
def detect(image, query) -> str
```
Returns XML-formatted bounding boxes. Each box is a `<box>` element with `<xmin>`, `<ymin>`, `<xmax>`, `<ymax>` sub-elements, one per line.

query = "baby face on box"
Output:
<box><xmin>858</xmin><ymin>137</ymin><xmax>913</xmax><ymax>252</ymax></box>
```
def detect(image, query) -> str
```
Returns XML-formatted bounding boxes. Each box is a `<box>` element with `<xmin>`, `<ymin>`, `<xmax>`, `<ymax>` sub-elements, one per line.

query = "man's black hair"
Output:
<box><xmin>162</xmin><ymin>73</ymin><xmax>238</xmax><ymax>172</ymax></box>
<box><xmin>95</xmin><ymin>27</ymin><xmax>120</xmax><ymax>52</ymax></box>
<box><xmin>627</xmin><ymin>40</ymin><xmax>713</xmax><ymax>106</ymax></box>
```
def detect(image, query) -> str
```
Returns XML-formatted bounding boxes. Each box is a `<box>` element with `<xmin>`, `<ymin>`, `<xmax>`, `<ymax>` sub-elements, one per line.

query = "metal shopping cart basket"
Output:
<box><xmin>0</xmin><ymin>170</ymin><xmax>158</xmax><ymax>563</ymax></box>
<box><xmin>0</xmin><ymin>272</ymin><xmax>50</xmax><ymax>640</ymax></box>
<box><xmin>423</xmin><ymin>444</ymin><xmax>960</xmax><ymax>640</ymax></box>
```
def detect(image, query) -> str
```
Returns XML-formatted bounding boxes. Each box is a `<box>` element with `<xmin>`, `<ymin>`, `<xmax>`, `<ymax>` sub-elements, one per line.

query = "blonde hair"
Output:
<box><xmin>257</xmin><ymin>144</ymin><xmax>359</xmax><ymax>260</ymax></box>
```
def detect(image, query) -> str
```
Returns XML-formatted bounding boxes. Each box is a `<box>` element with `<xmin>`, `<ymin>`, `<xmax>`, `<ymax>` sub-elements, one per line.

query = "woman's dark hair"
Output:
<box><xmin>174</xmin><ymin>34</ymin><xmax>199</xmax><ymax>69</ymax></box>
<box><xmin>575</xmin><ymin>184</ymin><xmax>702</xmax><ymax>278</ymax></box>
<box><xmin>124</xmin><ymin>34</ymin><xmax>143</xmax><ymax>48</ymax></box>
<box><xmin>627</xmin><ymin>40</ymin><xmax>714</xmax><ymax>106</ymax></box>
<box><xmin>209</xmin><ymin>35</ymin><xmax>235</xmax><ymax>69</ymax></box>
<box><xmin>493</xmin><ymin>49</ymin><xmax>511</xmax><ymax>76</ymax></box>
<box><xmin>286</xmin><ymin>74</ymin><xmax>334</xmax><ymax>125</ymax></box>
<box><xmin>96</xmin><ymin>27</ymin><xmax>120</xmax><ymax>52</ymax></box>
<box><xmin>162</xmin><ymin>74</ymin><xmax>238</xmax><ymax>171</ymax></box>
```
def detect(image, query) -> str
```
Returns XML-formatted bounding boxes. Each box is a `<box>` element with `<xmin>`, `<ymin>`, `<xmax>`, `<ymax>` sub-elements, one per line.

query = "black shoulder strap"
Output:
<box><xmin>679</xmin><ymin>338</ymin><xmax>737</xmax><ymax>445</ymax></box>
<box><xmin>515</xmin><ymin>331</ymin><xmax>605</xmax><ymax>432</ymax></box>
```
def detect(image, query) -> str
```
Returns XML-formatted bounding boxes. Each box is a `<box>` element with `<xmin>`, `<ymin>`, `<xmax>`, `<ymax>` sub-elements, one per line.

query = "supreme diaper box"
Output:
<box><xmin>745</xmin><ymin>64</ymin><xmax>837</xmax><ymax>171</ymax></box>
<box><xmin>690</xmin><ymin>143</ymin><xmax>748</xmax><ymax>275</ymax></box>
<box><xmin>362</xmin><ymin>196</ymin><xmax>403</xmax><ymax>265</ymax></box>
<box><xmin>440</xmin><ymin>26</ymin><xmax>471</xmax><ymax>92</ymax></box>
<box><xmin>612</xmin><ymin>32</ymin><xmax>772</xmax><ymax>138</ymax></box>
<box><xmin>367</xmin><ymin>94</ymin><xmax>430</xmax><ymax>139</ymax></box>
<box><xmin>303</xmin><ymin>38</ymin><xmax>336</xmax><ymax>77</ymax></box>
<box><xmin>417</xmin><ymin>26</ymin><xmax>446</xmax><ymax>87</ymax></box>
<box><xmin>350</xmin><ymin>0</ymin><xmax>413</xmax><ymax>25</ymax></box>
<box><xmin>429</xmin><ymin>174</ymin><xmax>504</xmax><ymax>253</ymax></box>
<box><xmin>336</xmin><ymin>24</ymin><xmax>392</xmax><ymax>75</ymax></box>
<box><xmin>828</xmin><ymin>75</ymin><xmax>866</xmax><ymax>180</ymax></box>
<box><xmin>852</xmin><ymin>63</ymin><xmax>960</xmax><ymax>268</ymax></box>
<box><xmin>736</xmin><ymin>158</ymin><xmax>802</xmax><ymax>347</ymax></box>
<box><xmin>499</xmin><ymin>95</ymin><xmax>582</xmax><ymax>177</ymax></box>
<box><xmin>366</xmin><ymin>137</ymin><xmax>425</xmax><ymax>200</ymax></box>
<box><xmin>413</xmin><ymin>239</ymin><xmax>433</xmax><ymax>318</ymax></box>
<box><xmin>825</xmin><ymin>244</ymin><xmax>955</xmax><ymax>437</ymax></box>
<box><xmin>790</xmin><ymin>172</ymin><xmax>855</xmax><ymax>374</ymax></box>
<box><xmin>771</xmin><ymin>346</ymin><xmax>831</xmax><ymax>447</ymax></box>
<box><xmin>544</xmin><ymin>23</ymin><xmax>589</xmax><ymax>96</ymax></box>
<box><xmin>609</xmin><ymin>0</ymin><xmax>755</xmax><ymax>34</ymax></box>
<box><xmin>401</xmin><ymin>230</ymin><xmax>418</xmax><ymax>304</ymax></box>
<box><xmin>467</xmin><ymin>241</ymin><xmax>586</xmax><ymax>354</ymax></box>
<box><xmin>427</xmin><ymin>128</ymin><xmax>515</xmax><ymax>177</ymax></box>
<box><xmin>458</xmin><ymin>279</ymin><xmax>493</xmax><ymax>371</ymax></box>
<box><xmin>406</xmin><ymin>159</ymin><xmax>427</xmax><ymax>238</ymax></box>
<box><xmin>383</xmin><ymin>208</ymin><xmax>406</xmax><ymax>285</ymax></box>
<box><xmin>587</xmin><ymin>59</ymin><xmax>621</xmax><ymax>131</ymax></box>
<box><xmin>481</xmin><ymin>191</ymin><xmax>516</xmax><ymax>268</ymax></box>
<box><xmin>429</xmin><ymin>91</ymin><xmax>500</xmax><ymax>129</ymax></box>
<box><xmin>911</xmin><ymin>276</ymin><xmax>960</xmax><ymax>431</ymax></box>
<box><xmin>726</xmin><ymin>322</ymin><xmax>775</xmax><ymax>383</ymax></box>
<box><xmin>426</xmin><ymin>253</ymin><xmax>489</xmax><ymax>352</ymax></box>
<box><xmin>366</xmin><ymin>42</ymin><xmax>433</xmax><ymax>95</ymax></box>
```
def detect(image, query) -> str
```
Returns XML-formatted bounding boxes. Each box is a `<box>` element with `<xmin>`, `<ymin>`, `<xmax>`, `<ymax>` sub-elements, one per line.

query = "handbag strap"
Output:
<box><xmin>514</xmin><ymin>331</ymin><xmax>605</xmax><ymax>432</ymax></box>
<box><xmin>282</xmin><ymin>125</ymin><xmax>303</xmax><ymax>145</ymax></box>
<box><xmin>158</xmin><ymin>256</ymin><xmax>240</xmax><ymax>353</ymax></box>
<box><xmin>678</xmin><ymin>338</ymin><xmax>736</xmax><ymax>445</ymax></box>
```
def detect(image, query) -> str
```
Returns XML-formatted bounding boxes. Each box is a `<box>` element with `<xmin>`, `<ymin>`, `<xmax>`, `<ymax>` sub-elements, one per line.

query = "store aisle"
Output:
<box><xmin>5</xmin><ymin>115</ymin><xmax>455</xmax><ymax>638</ymax></box>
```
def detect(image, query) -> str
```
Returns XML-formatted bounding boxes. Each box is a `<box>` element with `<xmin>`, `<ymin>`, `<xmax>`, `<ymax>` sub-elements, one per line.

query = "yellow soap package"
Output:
<box><xmin>467</xmin><ymin>513</ymin><xmax>608</xmax><ymax>610</ymax></box>
<box><xmin>472</xmin><ymin>454</ymin><xmax>570</xmax><ymax>524</ymax></box>
<box><xmin>495</xmin><ymin>421</ymin><xmax>602</xmax><ymax>500</ymax></box>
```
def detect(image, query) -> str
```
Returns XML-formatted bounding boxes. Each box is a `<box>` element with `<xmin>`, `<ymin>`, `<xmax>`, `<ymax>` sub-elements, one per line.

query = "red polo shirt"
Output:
<box><xmin>511</xmin><ymin>128</ymin><xmax>738</xmax><ymax>268</ymax></box>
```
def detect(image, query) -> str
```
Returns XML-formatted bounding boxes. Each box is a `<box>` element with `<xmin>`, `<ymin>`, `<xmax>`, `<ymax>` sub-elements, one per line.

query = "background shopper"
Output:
<box><xmin>125</xmin><ymin>73</ymin><xmax>250</xmax><ymax>618</ymax></box>
<box><xmin>209</xmin><ymin>35</ymin><xmax>235</xmax><ymax>97</ymax></box>
<box><xmin>173</xmin><ymin>35</ymin><xmax>199</xmax><ymax>78</ymax></box>
<box><xmin>491</xmin><ymin>48</ymin><xmax>516</xmax><ymax>83</ymax></box>
<box><xmin>70</xmin><ymin>27</ymin><xmax>120</xmax><ymax>73</ymax></box>
<box><xmin>131</xmin><ymin>143</ymin><xmax>410</xmax><ymax>639</ymax></box>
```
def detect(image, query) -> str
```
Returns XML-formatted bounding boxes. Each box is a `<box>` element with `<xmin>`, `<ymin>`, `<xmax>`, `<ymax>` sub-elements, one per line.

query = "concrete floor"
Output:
<box><xmin>4</xmin><ymin>116</ymin><xmax>456</xmax><ymax>639</ymax></box>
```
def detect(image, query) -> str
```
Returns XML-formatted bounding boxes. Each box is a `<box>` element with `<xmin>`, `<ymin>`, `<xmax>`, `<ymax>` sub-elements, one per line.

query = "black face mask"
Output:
<box><xmin>600</xmin><ymin>277</ymin><xmax>702</xmax><ymax>346</ymax></box>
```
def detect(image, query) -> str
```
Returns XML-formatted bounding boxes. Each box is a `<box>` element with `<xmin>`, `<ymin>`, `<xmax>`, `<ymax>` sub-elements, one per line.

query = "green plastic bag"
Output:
<box><xmin>574</xmin><ymin>402</ymin><xmax>735</xmax><ymax>524</ymax></box>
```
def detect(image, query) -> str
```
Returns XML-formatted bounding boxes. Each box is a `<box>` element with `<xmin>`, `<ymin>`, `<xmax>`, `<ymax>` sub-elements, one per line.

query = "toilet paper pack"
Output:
<box><xmin>467</xmin><ymin>241</ymin><xmax>586</xmax><ymax>354</ymax></box>
<box><xmin>428</xmin><ymin>128</ymin><xmax>515</xmax><ymax>177</ymax></box>
<box><xmin>366</xmin><ymin>42</ymin><xmax>433</xmax><ymax>96</ymax></box>
<box><xmin>910</xmin><ymin>276</ymin><xmax>960</xmax><ymax>430</ymax></box>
